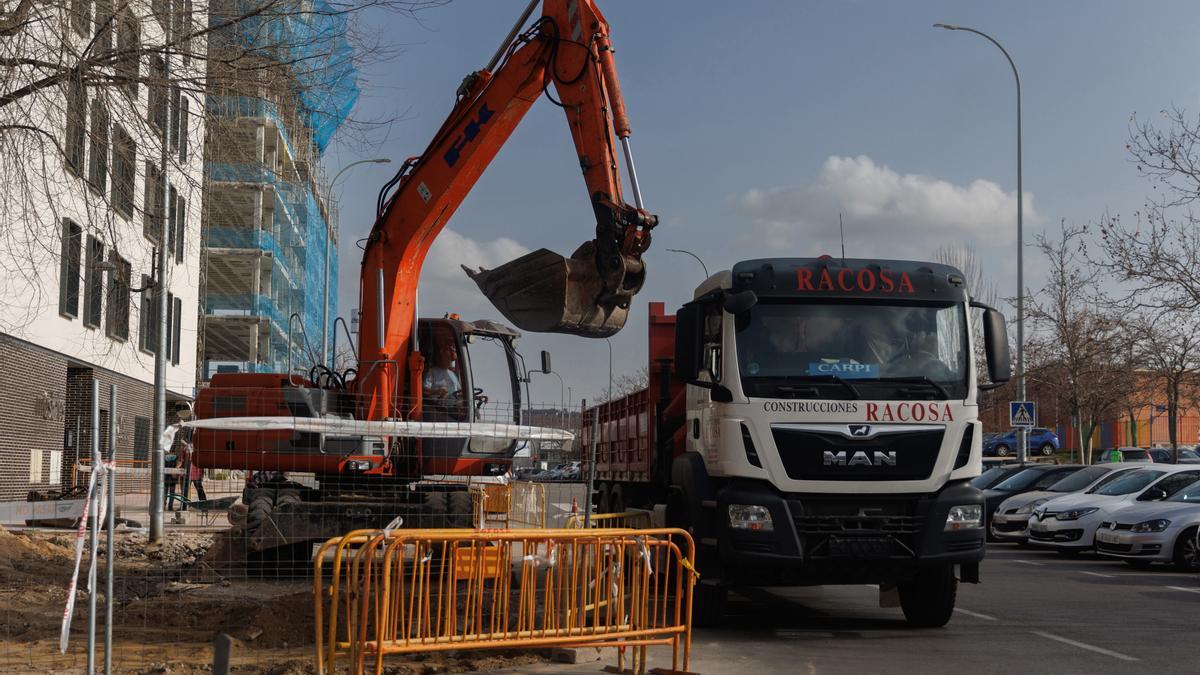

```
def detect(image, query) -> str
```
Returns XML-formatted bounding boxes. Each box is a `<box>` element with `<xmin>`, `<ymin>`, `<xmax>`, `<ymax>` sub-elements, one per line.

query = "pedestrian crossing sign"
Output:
<box><xmin>1010</xmin><ymin>401</ymin><xmax>1036</xmax><ymax>427</ymax></box>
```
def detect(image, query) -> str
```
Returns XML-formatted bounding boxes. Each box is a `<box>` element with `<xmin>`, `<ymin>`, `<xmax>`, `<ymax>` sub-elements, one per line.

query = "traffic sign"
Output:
<box><xmin>1010</xmin><ymin>401</ymin><xmax>1037</xmax><ymax>427</ymax></box>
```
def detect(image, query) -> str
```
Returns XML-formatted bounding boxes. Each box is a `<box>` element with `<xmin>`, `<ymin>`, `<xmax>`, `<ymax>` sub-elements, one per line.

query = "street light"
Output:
<box><xmin>934</xmin><ymin>22</ymin><xmax>1026</xmax><ymax>462</ymax></box>
<box><xmin>321</xmin><ymin>158</ymin><xmax>391</xmax><ymax>368</ymax></box>
<box><xmin>665</xmin><ymin>248</ymin><xmax>709</xmax><ymax>279</ymax></box>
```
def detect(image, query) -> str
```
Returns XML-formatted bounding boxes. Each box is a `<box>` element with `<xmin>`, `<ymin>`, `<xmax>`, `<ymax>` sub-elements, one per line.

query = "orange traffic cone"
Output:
<box><xmin>571</xmin><ymin>496</ymin><xmax>579</xmax><ymax>514</ymax></box>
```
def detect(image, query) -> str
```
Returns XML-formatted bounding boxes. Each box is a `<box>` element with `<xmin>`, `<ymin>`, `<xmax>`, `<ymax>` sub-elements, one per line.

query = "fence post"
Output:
<box><xmin>105</xmin><ymin>382</ymin><xmax>116</xmax><ymax>675</ymax></box>
<box><xmin>87</xmin><ymin>379</ymin><xmax>99</xmax><ymax>674</ymax></box>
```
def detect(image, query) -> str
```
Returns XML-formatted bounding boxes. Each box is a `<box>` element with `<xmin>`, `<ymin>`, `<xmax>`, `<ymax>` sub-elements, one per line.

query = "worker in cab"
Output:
<box><xmin>423</xmin><ymin>330</ymin><xmax>464</xmax><ymax>420</ymax></box>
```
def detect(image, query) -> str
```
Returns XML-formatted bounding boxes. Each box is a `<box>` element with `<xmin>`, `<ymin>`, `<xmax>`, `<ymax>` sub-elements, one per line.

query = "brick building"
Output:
<box><xmin>0</xmin><ymin>3</ymin><xmax>206</xmax><ymax>499</ymax></box>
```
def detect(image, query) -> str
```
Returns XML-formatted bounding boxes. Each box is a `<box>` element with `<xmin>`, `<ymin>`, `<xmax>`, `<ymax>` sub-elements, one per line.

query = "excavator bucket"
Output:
<box><xmin>464</xmin><ymin>242</ymin><xmax>638</xmax><ymax>338</ymax></box>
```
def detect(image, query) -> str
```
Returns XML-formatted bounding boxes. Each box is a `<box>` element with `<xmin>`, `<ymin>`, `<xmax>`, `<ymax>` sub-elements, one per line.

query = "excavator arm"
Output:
<box><xmin>358</xmin><ymin>0</ymin><xmax>657</xmax><ymax>420</ymax></box>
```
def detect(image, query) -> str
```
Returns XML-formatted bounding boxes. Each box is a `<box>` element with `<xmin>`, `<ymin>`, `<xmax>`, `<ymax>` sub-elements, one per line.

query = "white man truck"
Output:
<box><xmin>582</xmin><ymin>256</ymin><xmax>1011</xmax><ymax>627</ymax></box>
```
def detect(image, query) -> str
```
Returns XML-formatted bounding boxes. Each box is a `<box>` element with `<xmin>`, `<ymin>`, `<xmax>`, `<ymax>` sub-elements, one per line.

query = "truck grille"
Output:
<box><xmin>771</xmin><ymin>427</ymin><xmax>944</xmax><ymax>481</ymax></box>
<box><xmin>793</xmin><ymin>514</ymin><xmax>922</xmax><ymax>535</ymax></box>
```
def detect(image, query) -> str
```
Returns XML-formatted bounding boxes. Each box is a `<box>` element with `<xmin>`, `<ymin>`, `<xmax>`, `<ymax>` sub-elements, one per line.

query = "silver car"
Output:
<box><xmin>990</xmin><ymin>464</ymin><xmax>1144</xmax><ymax>543</ymax></box>
<box><xmin>1094</xmin><ymin>478</ymin><xmax>1200</xmax><ymax>571</ymax></box>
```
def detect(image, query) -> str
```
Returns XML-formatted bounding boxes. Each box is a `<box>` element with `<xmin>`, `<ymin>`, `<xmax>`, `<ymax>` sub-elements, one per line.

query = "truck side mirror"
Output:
<box><xmin>674</xmin><ymin>302</ymin><xmax>703</xmax><ymax>382</ymax></box>
<box><xmin>540</xmin><ymin>350</ymin><xmax>552</xmax><ymax>374</ymax></box>
<box><xmin>980</xmin><ymin>306</ymin><xmax>1011</xmax><ymax>389</ymax></box>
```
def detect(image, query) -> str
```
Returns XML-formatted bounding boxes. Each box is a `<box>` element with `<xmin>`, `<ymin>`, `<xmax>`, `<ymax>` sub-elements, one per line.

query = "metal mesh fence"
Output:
<box><xmin>0</xmin><ymin>389</ymin><xmax>598</xmax><ymax>672</ymax></box>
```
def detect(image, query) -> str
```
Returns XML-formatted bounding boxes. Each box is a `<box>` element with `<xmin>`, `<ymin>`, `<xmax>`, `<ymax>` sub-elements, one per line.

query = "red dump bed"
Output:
<box><xmin>581</xmin><ymin>302</ymin><xmax>685</xmax><ymax>484</ymax></box>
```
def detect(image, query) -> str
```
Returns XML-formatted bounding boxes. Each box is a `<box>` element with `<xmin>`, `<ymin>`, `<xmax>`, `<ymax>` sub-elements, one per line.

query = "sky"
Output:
<box><xmin>319</xmin><ymin>0</ymin><xmax>1200</xmax><ymax>409</ymax></box>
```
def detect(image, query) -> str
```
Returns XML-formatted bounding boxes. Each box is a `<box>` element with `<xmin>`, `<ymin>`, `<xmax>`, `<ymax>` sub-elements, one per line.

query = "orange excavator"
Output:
<box><xmin>192</xmin><ymin>0</ymin><xmax>656</xmax><ymax>557</ymax></box>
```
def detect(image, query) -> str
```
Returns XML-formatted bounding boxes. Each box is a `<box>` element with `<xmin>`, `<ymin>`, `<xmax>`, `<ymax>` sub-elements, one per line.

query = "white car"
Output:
<box><xmin>1027</xmin><ymin>466</ymin><xmax>1200</xmax><ymax>553</ymax></box>
<box><xmin>1095</xmin><ymin>478</ymin><xmax>1200</xmax><ymax>571</ymax></box>
<box><xmin>990</xmin><ymin>464</ymin><xmax>1144</xmax><ymax>543</ymax></box>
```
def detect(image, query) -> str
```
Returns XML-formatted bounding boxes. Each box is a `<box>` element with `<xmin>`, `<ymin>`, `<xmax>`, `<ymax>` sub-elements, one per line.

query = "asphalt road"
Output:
<box><xmin>520</xmin><ymin>543</ymin><xmax>1200</xmax><ymax>674</ymax></box>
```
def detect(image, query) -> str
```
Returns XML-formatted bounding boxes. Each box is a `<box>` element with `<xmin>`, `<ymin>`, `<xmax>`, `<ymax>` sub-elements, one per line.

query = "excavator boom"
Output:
<box><xmin>359</xmin><ymin>0</ymin><xmax>656</xmax><ymax>419</ymax></box>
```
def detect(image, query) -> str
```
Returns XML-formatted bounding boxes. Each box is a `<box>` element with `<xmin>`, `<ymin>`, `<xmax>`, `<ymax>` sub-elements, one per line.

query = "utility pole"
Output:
<box><xmin>150</xmin><ymin>39</ymin><xmax>173</xmax><ymax>544</ymax></box>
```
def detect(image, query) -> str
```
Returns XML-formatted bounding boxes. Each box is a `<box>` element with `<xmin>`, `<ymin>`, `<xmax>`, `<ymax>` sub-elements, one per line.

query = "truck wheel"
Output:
<box><xmin>595</xmin><ymin>483</ymin><xmax>611</xmax><ymax>515</ymax></box>
<box><xmin>1172</xmin><ymin>527</ymin><xmax>1200</xmax><ymax>572</ymax></box>
<box><xmin>995</xmin><ymin>444</ymin><xmax>1010</xmax><ymax>457</ymax></box>
<box><xmin>424</xmin><ymin>491</ymin><xmax>450</xmax><ymax>527</ymax></box>
<box><xmin>691</xmin><ymin>583</ymin><xmax>728</xmax><ymax>629</ymax></box>
<box><xmin>898</xmin><ymin>565</ymin><xmax>957</xmax><ymax>628</ymax></box>
<box><xmin>448</xmin><ymin>490</ymin><xmax>473</xmax><ymax>529</ymax></box>
<box><xmin>608</xmin><ymin>484</ymin><xmax>626</xmax><ymax>515</ymax></box>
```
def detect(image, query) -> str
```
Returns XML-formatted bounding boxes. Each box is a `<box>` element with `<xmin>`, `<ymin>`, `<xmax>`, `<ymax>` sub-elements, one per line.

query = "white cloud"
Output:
<box><xmin>418</xmin><ymin>227</ymin><xmax>530</xmax><ymax>315</ymax></box>
<box><xmin>735</xmin><ymin>155</ymin><xmax>1040</xmax><ymax>258</ymax></box>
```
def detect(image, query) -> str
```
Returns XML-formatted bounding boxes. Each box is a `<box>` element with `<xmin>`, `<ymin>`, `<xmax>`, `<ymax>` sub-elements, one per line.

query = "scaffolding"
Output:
<box><xmin>200</xmin><ymin>1</ymin><xmax>357</xmax><ymax>381</ymax></box>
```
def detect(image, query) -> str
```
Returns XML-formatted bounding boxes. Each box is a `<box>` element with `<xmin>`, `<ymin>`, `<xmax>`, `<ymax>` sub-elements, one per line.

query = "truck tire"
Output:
<box><xmin>424</xmin><ymin>490</ymin><xmax>449</xmax><ymax>527</ymax></box>
<box><xmin>608</xmin><ymin>484</ymin><xmax>626</xmax><ymax>515</ymax></box>
<box><xmin>898</xmin><ymin>565</ymin><xmax>957</xmax><ymax>628</ymax></box>
<box><xmin>596</xmin><ymin>483</ymin><xmax>611</xmax><ymax>514</ymax></box>
<box><xmin>691</xmin><ymin>582</ymin><xmax>728</xmax><ymax>629</ymax></box>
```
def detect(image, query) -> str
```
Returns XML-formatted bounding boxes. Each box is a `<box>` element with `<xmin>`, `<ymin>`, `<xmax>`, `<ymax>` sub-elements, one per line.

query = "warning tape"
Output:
<box><xmin>76</xmin><ymin>462</ymin><xmax>185</xmax><ymax>476</ymax></box>
<box><xmin>60</xmin><ymin>459</ymin><xmax>113</xmax><ymax>653</ymax></box>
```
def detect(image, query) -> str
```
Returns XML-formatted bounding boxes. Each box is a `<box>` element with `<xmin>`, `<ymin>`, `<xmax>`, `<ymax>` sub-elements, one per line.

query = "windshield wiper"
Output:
<box><xmin>788</xmin><ymin>375</ymin><xmax>862</xmax><ymax>399</ymax></box>
<box><xmin>875</xmin><ymin>376</ymin><xmax>951</xmax><ymax>399</ymax></box>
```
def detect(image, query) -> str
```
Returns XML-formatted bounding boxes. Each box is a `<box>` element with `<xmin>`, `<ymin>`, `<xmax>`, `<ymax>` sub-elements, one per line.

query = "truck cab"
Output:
<box><xmin>669</xmin><ymin>256</ymin><xmax>1011</xmax><ymax>626</ymax></box>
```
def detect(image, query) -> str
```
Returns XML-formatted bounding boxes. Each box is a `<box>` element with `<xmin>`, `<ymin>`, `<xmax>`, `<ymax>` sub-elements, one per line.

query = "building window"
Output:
<box><xmin>94</xmin><ymin>0</ymin><xmax>113</xmax><ymax>53</ymax></box>
<box><xmin>111</xmin><ymin>125</ymin><xmax>135</xmax><ymax>218</ymax></box>
<box><xmin>115</xmin><ymin>12</ymin><xmax>139</xmax><ymax>96</ymax></box>
<box><xmin>70</xmin><ymin>0</ymin><xmax>91</xmax><ymax>37</ymax></box>
<box><xmin>174</xmin><ymin>192</ymin><xmax>186</xmax><ymax>263</ymax></box>
<box><xmin>64</xmin><ymin>77</ymin><xmax>86</xmax><ymax>176</ymax></box>
<box><xmin>143</xmin><ymin>162</ymin><xmax>164</xmax><ymax>241</ymax></box>
<box><xmin>59</xmin><ymin>219</ymin><xmax>83</xmax><ymax>318</ymax></box>
<box><xmin>133</xmin><ymin>416</ymin><xmax>150</xmax><ymax>461</ymax></box>
<box><xmin>105</xmin><ymin>253</ymin><xmax>130</xmax><ymax>341</ymax></box>
<box><xmin>148</xmin><ymin>55</ymin><xmax>167</xmax><ymax>136</ymax></box>
<box><xmin>138</xmin><ymin>272</ymin><xmax>160</xmax><ymax>354</ymax></box>
<box><xmin>166</xmin><ymin>183</ymin><xmax>177</xmax><ymax>254</ymax></box>
<box><xmin>152</xmin><ymin>0</ymin><xmax>169</xmax><ymax>34</ymax></box>
<box><xmin>177</xmin><ymin>0</ymin><xmax>192</xmax><ymax>64</ymax></box>
<box><xmin>178</xmin><ymin>96</ymin><xmax>189</xmax><ymax>162</ymax></box>
<box><xmin>87</xmin><ymin>99</ymin><xmax>108</xmax><ymax>193</ymax></box>
<box><xmin>166</xmin><ymin>293</ymin><xmax>182</xmax><ymax>365</ymax></box>
<box><xmin>83</xmin><ymin>235</ymin><xmax>104</xmax><ymax>328</ymax></box>
<box><xmin>169</xmin><ymin>86</ymin><xmax>180</xmax><ymax>154</ymax></box>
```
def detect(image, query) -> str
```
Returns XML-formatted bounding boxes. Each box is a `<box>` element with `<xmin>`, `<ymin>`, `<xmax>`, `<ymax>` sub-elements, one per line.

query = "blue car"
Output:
<box><xmin>983</xmin><ymin>427</ymin><xmax>1059</xmax><ymax>457</ymax></box>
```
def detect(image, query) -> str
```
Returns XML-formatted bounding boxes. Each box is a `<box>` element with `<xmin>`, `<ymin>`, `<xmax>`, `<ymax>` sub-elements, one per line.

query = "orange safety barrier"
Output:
<box><xmin>313</xmin><ymin>528</ymin><xmax>697</xmax><ymax>675</ymax></box>
<box><xmin>470</xmin><ymin>482</ymin><xmax>546</xmax><ymax>529</ymax></box>
<box><xmin>566</xmin><ymin>510</ymin><xmax>654</xmax><ymax>529</ymax></box>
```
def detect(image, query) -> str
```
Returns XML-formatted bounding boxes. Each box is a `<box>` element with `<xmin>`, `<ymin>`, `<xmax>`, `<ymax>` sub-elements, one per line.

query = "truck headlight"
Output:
<box><xmin>728</xmin><ymin>504</ymin><xmax>773</xmax><ymax>532</ymax></box>
<box><xmin>1056</xmin><ymin>507</ymin><xmax>1098</xmax><ymax>521</ymax></box>
<box><xmin>1131</xmin><ymin>519</ymin><xmax>1170</xmax><ymax>533</ymax></box>
<box><xmin>945</xmin><ymin>504</ymin><xmax>983</xmax><ymax>531</ymax></box>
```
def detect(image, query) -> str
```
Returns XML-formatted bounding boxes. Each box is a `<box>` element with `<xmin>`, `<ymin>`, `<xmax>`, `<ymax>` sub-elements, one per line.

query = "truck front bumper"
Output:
<box><xmin>714</xmin><ymin>479</ymin><xmax>985</xmax><ymax>585</ymax></box>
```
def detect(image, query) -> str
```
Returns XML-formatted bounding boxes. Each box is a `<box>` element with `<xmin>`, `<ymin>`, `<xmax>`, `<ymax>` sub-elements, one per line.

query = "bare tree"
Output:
<box><xmin>1098</xmin><ymin>108</ymin><xmax>1200</xmax><ymax>311</ymax></box>
<box><xmin>0</xmin><ymin>0</ymin><xmax>440</xmax><ymax>336</ymax></box>
<box><xmin>1026</xmin><ymin>224</ymin><xmax>1133</xmax><ymax>463</ymax></box>
<box><xmin>593</xmin><ymin>366</ymin><xmax>648</xmax><ymax>404</ymax></box>
<box><xmin>1131</xmin><ymin>312</ymin><xmax>1200</xmax><ymax>460</ymax></box>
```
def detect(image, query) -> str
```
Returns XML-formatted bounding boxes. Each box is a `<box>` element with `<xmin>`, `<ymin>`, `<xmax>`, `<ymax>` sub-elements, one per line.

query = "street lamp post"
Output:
<box><xmin>665</xmin><ymin>248</ymin><xmax>709</xmax><ymax>279</ymax></box>
<box><xmin>321</xmin><ymin>158</ymin><xmax>391</xmax><ymax>368</ymax></box>
<box><xmin>934</xmin><ymin>22</ymin><xmax>1026</xmax><ymax>462</ymax></box>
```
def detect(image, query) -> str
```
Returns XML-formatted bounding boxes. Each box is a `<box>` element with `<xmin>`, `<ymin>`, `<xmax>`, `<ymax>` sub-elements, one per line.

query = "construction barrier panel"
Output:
<box><xmin>470</xmin><ymin>482</ymin><xmax>547</xmax><ymax>529</ymax></box>
<box><xmin>313</xmin><ymin>528</ymin><xmax>696</xmax><ymax>675</ymax></box>
<box><xmin>566</xmin><ymin>510</ymin><xmax>654</xmax><ymax>529</ymax></box>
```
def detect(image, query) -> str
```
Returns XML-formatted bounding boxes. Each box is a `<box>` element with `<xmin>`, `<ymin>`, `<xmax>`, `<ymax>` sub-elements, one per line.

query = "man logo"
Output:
<box><xmin>823</xmin><ymin>450</ymin><xmax>897</xmax><ymax>467</ymax></box>
<box><xmin>848</xmin><ymin>424</ymin><xmax>871</xmax><ymax>437</ymax></box>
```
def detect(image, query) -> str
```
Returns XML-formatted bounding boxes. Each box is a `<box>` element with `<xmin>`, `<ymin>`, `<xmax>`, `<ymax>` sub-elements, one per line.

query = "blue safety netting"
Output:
<box><xmin>210</xmin><ymin>0</ymin><xmax>359</xmax><ymax>152</ymax></box>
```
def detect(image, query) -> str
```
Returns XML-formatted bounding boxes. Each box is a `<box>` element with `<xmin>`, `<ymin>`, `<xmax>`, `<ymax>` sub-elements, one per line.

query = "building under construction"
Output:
<box><xmin>199</xmin><ymin>0</ymin><xmax>359</xmax><ymax>381</ymax></box>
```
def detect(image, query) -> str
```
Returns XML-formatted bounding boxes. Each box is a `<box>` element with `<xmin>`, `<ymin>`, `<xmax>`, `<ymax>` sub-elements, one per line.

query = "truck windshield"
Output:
<box><xmin>734</xmin><ymin>300</ymin><xmax>968</xmax><ymax>399</ymax></box>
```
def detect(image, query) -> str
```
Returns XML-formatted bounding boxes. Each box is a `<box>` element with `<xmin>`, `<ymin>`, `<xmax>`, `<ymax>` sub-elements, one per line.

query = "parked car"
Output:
<box><xmin>973</xmin><ymin>463</ymin><xmax>1032</xmax><ymax>490</ymax></box>
<box><xmin>983</xmin><ymin>427</ymin><xmax>1060</xmax><ymax>457</ymax></box>
<box><xmin>983</xmin><ymin>464</ymin><xmax>1085</xmax><ymax>531</ymax></box>
<box><xmin>1028</xmin><ymin>466</ymin><xmax>1200</xmax><ymax>554</ymax></box>
<box><xmin>990</xmin><ymin>464</ymin><xmax>1144</xmax><ymax>543</ymax></box>
<box><xmin>1094</xmin><ymin>447</ymin><xmax>1154</xmax><ymax>464</ymax></box>
<box><xmin>1094</xmin><ymin>477</ymin><xmax>1200</xmax><ymax>570</ymax></box>
<box><xmin>1145</xmin><ymin>447</ymin><xmax>1200</xmax><ymax>464</ymax></box>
